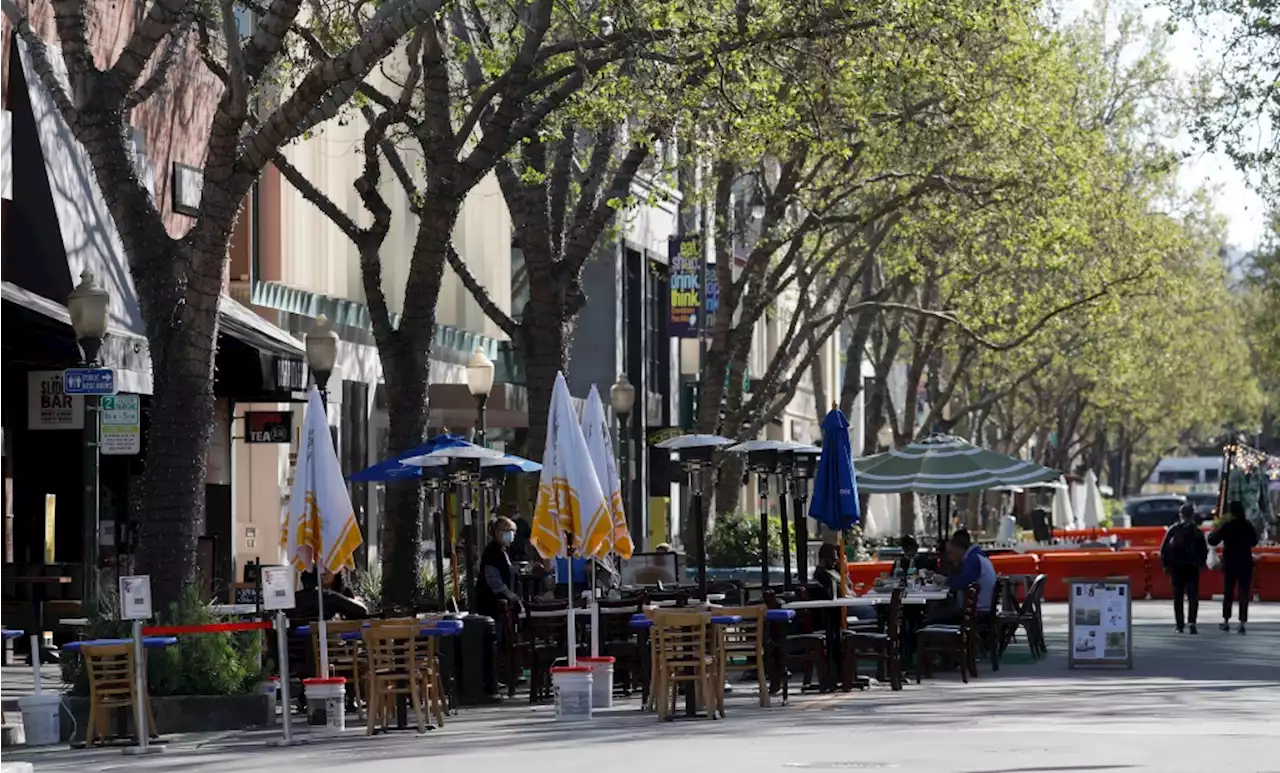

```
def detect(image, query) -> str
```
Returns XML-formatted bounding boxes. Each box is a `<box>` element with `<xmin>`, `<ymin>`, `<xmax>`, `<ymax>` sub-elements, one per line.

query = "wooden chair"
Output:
<box><xmin>311</xmin><ymin>619</ymin><xmax>365</xmax><ymax>714</ymax></box>
<box><xmin>415</xmin><ymin>632</ymin><xmax>448</xmax><ymax>728</ymax></box>
<box><xmin>82</xmin><ymin>643</ymin><xmax>157</xmax><ymax>745</ymax></box>
<box><xmin>841</xmin><ymin>587</ymin><xmax>904</xmax><ymax>691</ymax></box>
<box><xmin>714</xmin><ymin>605</ymin><xmax>770</xmax><ymax>708</ymax></box>
<box><xmin>999</xmin><ymin>574</ymin><xmax>1047</xmax><ymax>658</ymax></box>
<box><xmin>763</xmin><ymin>590</ymin><xmax>829</xmax><ymax>698</ymax></box>
<box><xmin>650</xmin><ymin>610</ymin><xmax>718</xmax><ymax>721</ymax></box>
<box><xmin>362</xmin><ymin>621</ymin><xmax>425</xmax><ymax>735</ymax></box>
<box><xmin>916</xmin><ymin>584</ymin><xmax>980</xmax><ymax>684</ymax></box>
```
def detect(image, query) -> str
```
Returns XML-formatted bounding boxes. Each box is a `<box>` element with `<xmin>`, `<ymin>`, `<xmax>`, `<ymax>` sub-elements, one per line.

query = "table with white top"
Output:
<box><xmin>783</xmin><ymin>597</ymin><xmax>876</xmax><ymax>609</ymax></box>
<box><xmin>860</xmin><ymin>588</ymin><xmax>952</xmax><ymax>605</ymax></box>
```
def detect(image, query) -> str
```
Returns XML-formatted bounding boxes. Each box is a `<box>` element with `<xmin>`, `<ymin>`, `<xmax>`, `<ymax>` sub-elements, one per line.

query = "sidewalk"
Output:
<box><xmin>5</xmin><ymin>601</ymin><xmax>1278</xmax><ymax>772</ymax></box>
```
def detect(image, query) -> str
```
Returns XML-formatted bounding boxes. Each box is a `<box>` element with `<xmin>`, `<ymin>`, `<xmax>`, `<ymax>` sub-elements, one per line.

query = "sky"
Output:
<box><xmin>1061</xmin><ymin>0</ymin><xmax>1270</xmax><ymax>251</ymax></box>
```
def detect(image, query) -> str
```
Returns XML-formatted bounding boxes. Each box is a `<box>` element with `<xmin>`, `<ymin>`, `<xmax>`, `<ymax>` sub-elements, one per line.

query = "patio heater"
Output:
<box><xmin>774</xmin><ymin>453</ymin><xmax>795</xmax><ymax>591</ymax></box>
<box><xmin>728</xmin><ymin>439</ymin><xmax>791</xmax><ymax>593</ymax></box>
<box><xmin>448</xmin><ymin>456</ymin><xmax>483</xmax><ymax>612</ymax></box>
<box><xmin>787</xmin><ymin>446</ymin><xmax>821</xmax><ymax>589</ymax></box>
<box><xmin>655</xmin><ymin>434</ymin><xmax>733</xmax><ymax>600</ymax></box>
<box><xmin>421</xmin><ymin>475</ymin><xmax>449</xmax><ymax>609</ymax></box>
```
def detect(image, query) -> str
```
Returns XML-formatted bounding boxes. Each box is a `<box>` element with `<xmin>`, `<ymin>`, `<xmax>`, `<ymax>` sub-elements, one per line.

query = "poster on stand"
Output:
<box><xmin>1068</xmin><ymin>578</ymin><xmax>1132</xmax><ymax>669</ymax></box>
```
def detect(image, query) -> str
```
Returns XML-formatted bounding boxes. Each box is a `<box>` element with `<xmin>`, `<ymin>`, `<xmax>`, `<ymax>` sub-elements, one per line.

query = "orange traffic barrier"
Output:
<box><xmin>1255</xmin><ymin>554</ymin><xmax>1280</xmax><ymax>602</ymax></box>
<box><xmin>1038</xmin><ymin>551</ymin><xmax>1147</xmax><ymax>601</ymax></box>
<box><xmin>1253</xmin><ymin>545</ymin><xmax>1280</xmax><ymax>555</ymax></box>
<box><xmin>845</xmin><ymin>561</ymin><xmax>895</xmax><ymax>595</ymax></box>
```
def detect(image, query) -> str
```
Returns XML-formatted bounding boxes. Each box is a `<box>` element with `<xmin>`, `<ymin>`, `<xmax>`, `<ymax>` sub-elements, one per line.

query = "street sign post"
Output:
<box><xmin>100</xmin><ymin>394</ymin><xmax>141</xmax><ymax>455</ymax></box>
<box><xmin>63</xmin><ymin>368</ymin><xmax>117</xmax><ymax>395</ymax></box>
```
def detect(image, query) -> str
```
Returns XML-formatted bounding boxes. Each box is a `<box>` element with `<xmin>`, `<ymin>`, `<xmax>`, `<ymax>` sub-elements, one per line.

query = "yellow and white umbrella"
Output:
<box><xmin>280</xmin><ymin>387</ymin><xmax>363</xmax><ymax>675</ymax></box>
<box><xmin>532</xmin><ymin>372</ymin><xmax>610</xmax><ymax>665</ymax></box>
<box><xmin>582</xmin><ymin>386</ymin><xmax>634</xmax><ymax>561</ymax></box>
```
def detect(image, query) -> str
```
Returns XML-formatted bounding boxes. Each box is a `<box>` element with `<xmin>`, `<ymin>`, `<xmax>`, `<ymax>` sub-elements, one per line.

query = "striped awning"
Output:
<box><xmin>855</xmin><ymin>434</ymin><xmax>1061</xmax><ymax>493</ymax></box>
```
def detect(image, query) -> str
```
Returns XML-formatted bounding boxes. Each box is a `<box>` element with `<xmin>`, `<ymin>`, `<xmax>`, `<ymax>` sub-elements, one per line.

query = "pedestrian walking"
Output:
<box><xmin>1159</xmin><ymin>503</ymin><xmax>1208</xmax><ymax>633</ymax></box>
<box><xmin>1208</xmin><ymin>500</ymin><xmax>1259</xmax><ymax>634</ymax></box>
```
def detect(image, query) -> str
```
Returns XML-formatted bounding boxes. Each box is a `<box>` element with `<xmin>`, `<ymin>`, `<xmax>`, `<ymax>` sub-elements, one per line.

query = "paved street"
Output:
<box><xmin>5</xmin><ymin>601</ymin><xmax>1279</xmax><ymax>773</ymax></box>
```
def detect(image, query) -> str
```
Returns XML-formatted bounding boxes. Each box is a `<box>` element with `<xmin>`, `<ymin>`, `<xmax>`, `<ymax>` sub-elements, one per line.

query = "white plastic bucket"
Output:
<box><xmin>550</xmin><ymin>666</ymin><xmax>593</xmax><ymax>721</ymax></box>
<box><xmin>302</xmin><ymin>678</ymin><xmax>346</xmax><ymax>733</ymax></box>
<box><xmin>577</xmin><ymin>656</ymin><xmax>615</xmax><ymax>709</ymax></box>
<box><xmin>259</xmin><ymin>677</ymin><xmax>280</xmax><ymax>726</ymax></box>
<box><xmin>18</xmin><ymin>693</ymin><xmax>62</xmax><ymax>746</ymax></box>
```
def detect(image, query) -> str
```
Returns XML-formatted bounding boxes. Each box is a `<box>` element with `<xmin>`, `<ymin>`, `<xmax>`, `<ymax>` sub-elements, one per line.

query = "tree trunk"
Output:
<box><xmin>376</xmin><ymin>204</ymin><xmax>452</xmax><ymax>611</ymax></box>
<box><xmin>70</xmin><ymin>92</ymin><xmax>235</xmax><ymax>609</ymax></box>
<box><xmin>519</xmin><ymin>271</ymin><xmax>574</xmax><ymax>466</ymax></box>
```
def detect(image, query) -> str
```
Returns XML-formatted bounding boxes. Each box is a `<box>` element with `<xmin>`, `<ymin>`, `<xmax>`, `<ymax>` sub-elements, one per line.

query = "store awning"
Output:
<box><xmin>1</xmin><ymin>281</ymin><xmax>153</xmax><ymax>394</ymax></box>
<box><xmin>14</xmin><ymin>38</ymin><xmax>307</xmax><ymax>398</ymax></box>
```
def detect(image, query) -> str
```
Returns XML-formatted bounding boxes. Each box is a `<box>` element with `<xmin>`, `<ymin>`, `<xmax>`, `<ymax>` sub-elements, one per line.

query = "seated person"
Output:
<box><xmin>896</xmin><ymin>535</ymin><xmax>937</xmax><ymax>574</ymax></box>
<box><xmin>813</xmin><ymin>543</ymin><xmax>877</xmax><ymax>621</ymax></box>
<box><xmin>294</xmin><ymin>567</ymin><xmax>368</xmax><ymax>620</ymax></box>
<box><xmin>930</xmin><ymin>530</ymin><xmax>995</xmax><ymax>624</ymax></box>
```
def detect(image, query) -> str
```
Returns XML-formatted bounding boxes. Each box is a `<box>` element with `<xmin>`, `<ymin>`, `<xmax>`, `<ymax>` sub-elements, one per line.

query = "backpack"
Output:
<box><xmin>1165</xmin><ymin>524</ymin><xmax>1198</xmax><ymax>568</ymax></box>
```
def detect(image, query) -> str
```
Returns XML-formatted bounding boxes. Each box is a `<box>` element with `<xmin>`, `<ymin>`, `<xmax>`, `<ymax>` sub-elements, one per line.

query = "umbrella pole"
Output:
<box><xmin>314</xmin><ymin>556</ymin><xmax>328</xmax><ymax>678</ymax></box>
<box><xmin>566</xmin><ymin>539</ymin><xmax>577</xmax><ymax>667</ymax></box>
<box><xmin>758</xmin><ymin>471</ymin><xmax>770</xmax><ymax>593</ymax></box>
<box><xmin>838</xmin><ymin>532</ymin><xmax>847</xmax><ymax>631</ymax></box>
<box><xmin>778</xmin><ymin>473</ymin><xmax>792</xmax><ymax>592</ymax></box>
<box><xmin>792</xmin><ymin>476</ymin><xmax>808</xmax><ymax>591</ymax></box>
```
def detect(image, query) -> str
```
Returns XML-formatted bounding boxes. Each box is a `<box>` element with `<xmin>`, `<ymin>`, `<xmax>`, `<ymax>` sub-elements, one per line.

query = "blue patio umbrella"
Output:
<box><xmin>347</xmin><ymin>434</ymin><xmax>470</xmax><ymax>482</ymax></box>
<box><xmin>810</xmin><ymin>408</ymin><xmax>861</xmax><ymax>530</ymax></box>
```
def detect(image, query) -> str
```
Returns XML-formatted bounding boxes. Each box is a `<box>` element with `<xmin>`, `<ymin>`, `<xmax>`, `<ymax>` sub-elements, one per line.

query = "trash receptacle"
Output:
<box><xmin>454</xmin><ymin>614</ymin><xmax>498</xmax><ymax>705</ymax></box>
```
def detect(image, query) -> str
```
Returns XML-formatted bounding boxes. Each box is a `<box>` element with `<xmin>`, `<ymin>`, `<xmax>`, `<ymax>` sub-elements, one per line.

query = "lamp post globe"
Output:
<box><xmin>466</xmin><ymin>347</ymin><xmax>494</xmax><ymax>446</ymax></box>
<box><xmin>610</xmin><ymin>373</ymin><xmax>636</xmax><ymax>418</ymax></box>
<box><xmin>67</xmin><ymin>269</ymin><xmax>110</xmax><ymax>365</ymax></box>
<box><xmin>306</xmin><ymin>315</ymin><xmax>339</xmax><ymax>399</ymax></box>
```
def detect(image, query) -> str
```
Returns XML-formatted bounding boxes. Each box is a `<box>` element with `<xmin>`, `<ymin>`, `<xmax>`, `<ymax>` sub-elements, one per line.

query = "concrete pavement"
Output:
<box><xmin>5</xmin><ymin>600</ymin><xmax>1278</xmax><ymax>773</ymax></box>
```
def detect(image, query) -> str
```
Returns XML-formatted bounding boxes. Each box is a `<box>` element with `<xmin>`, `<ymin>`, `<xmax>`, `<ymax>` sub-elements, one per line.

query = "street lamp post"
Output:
<box><xmin>465</xmin><ymin>347</ymin><xmax>494</xmax><ymax>613</ymax></box>
<box><xmin>466</xmin><ymin>347</ymin><xmax>495</xmax><ymax>447</ymax></box>
<box><xmin>68</xmin><ymin>270</ymin><xmax>109</xmax><ymax>602</ymax></box>
<box><xmin>306</xmin><ymin>315</ymin><xmax>339</xmax><ymax>414</ymax></box>
<box><xmin>610</xmin><ymin>373</ymin><xmax>636</xmax><ymax>540</ymax></box>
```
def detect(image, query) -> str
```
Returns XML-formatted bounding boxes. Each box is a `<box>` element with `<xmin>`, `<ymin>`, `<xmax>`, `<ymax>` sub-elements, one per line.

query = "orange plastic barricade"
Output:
<box><xmin>1255</xmin><ymin>553</ymin><xmax>1280</xmax><ymax>602</ymax></box>
<box><xmin>845</xmin><ymin>561</ymin><xmax>895</xmax><ymax>595</ymax></box>
<box><xmin>1038</xmin><ymin>551</ymin><xmax>1147</xmax><ymax>602</ymax></box>
<box><xmin>1252</xmin><ymin>545</ymin><xmax>1280</xmax><ymax>556</ymax></box>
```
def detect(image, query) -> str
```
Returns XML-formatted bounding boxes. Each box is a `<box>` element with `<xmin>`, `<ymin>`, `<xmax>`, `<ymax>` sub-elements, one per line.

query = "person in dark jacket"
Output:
<box><xmin>476</xmin><ymin>516</ymin><xmax>523</xmax><ymax>620</ymax></box>
<box><xmin>896</xmin><ymin>535</ymin><xmax>937</xmax><ymax>574</ymax></box>
<box><xmin>1159</xmin><ymin>503</ymin><xmax>1209</xmax><ymax>633</ymax></box>
<box><xmin>1208</xmin><ymin>501</ymin><xmax>1259</xmax><ymax>634</ymax></box>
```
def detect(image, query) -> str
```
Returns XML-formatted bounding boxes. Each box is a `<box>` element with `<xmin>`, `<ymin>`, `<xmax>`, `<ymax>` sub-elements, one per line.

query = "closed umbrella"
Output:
<box><xmin>810</xmin><ymin>408</ymin><xmax>860</xmax><ymax>603</ymax></box>
<box><xmin>1080</xmin><ymin>470</ymin><xmax>1105</xmax><ymax>529</ymax></box>
<box><xmin>531</xmin><ymin>372</ymin><xmax>611</xmax><ymax>666</ymax></box>
<box><xmin>281</xmin><ymin>387</ymin><xmax>364</xmax><ymax>677</ymax></box>
<box><xmin>1052</xmin><ymin>476</ymin><xmax>1076</xmax><ymax>531</ymax></box>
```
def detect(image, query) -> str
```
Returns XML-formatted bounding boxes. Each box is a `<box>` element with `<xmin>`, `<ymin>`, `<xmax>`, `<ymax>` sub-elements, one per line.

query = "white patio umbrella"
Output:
<box><xmin>1080</xmin><ymin>470</ymin><xmax>1106</xmax><ymax>529</ymax></box>
<box><xmin>1052</xmin><ymin>476</ymin><xmax>1077</xmax><ymax>530</ymax></box>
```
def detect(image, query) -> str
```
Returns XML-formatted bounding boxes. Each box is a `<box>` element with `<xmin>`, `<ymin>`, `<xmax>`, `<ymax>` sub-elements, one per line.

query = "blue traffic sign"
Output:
<box><xmin>63</xmin><ymin>368</ymin><xmax>117</xmax><ymax>395</ymax></box>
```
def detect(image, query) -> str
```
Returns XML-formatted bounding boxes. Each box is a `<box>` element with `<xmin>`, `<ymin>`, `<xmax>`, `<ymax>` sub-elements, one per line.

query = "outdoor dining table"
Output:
<box><xmin>861</xmin><ymin>586</ymin><xmax>952</xmax><ymax>667</ymax></box>
<box><xmin>780</xmin><ymin>598</ymin><xmax>878</xmax><ymax>692</ymax></box>
<box><xmin>10</xmin><ymin>575</ymin><xmax>72</xmax><ymax>664</ymax></box>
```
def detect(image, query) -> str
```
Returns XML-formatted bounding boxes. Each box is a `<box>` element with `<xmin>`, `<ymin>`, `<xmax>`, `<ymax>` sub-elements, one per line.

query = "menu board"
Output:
<box><xmin>1068</xmin><ymin>578</ymin><xmax>1133</xmax><ymax>669</ymax></box>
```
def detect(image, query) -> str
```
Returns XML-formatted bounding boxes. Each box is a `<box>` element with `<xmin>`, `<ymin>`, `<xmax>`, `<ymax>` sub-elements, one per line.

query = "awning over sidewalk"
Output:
<box><xmin>12</xmin><ymin>38</ymin><xmax>306</xmax><ymax>398</ymax></box>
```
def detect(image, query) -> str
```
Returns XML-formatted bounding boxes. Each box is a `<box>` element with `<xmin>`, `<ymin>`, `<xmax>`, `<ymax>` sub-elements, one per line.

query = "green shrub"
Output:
<box><xmin>706</xmin><ymin>510</ymin><xmax>790</xmax><ymax>567</ymax></box>
<box><xmin>61</xmin><ymin>585</ymin><xmax>267</xmax><ymax>698</ymax></box>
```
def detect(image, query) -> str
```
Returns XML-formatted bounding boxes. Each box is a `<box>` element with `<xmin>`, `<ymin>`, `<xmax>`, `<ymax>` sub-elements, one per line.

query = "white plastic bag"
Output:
<box><xmin>1206</xmin><ymin>546</ymin><xmax>1221</xmax><ymax>570</ymax></box>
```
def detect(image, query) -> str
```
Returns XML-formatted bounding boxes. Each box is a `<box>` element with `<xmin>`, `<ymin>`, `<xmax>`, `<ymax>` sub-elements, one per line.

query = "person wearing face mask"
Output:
<box><xmin>476</xmin><ymin>516</ymin><xmax>523</xmax><ymax>620</ymax></box>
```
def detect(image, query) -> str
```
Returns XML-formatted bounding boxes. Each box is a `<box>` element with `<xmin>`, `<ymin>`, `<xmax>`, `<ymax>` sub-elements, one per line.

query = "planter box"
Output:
<box><xmin>58</xmin><ymin>693</ymin><xmax>269</xmax><ymax>743</ymax></box>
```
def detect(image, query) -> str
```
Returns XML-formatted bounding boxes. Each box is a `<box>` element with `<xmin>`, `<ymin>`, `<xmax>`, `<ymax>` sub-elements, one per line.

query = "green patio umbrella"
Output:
<box><xmin>855</xmin><ymin>434</ymin><xmax>1061</xmax><ymax>547</ymax></box>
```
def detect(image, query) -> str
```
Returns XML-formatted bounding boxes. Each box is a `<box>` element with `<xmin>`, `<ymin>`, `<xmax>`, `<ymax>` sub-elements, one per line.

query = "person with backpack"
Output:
<box><xmin>1208</xmin><ymin>500</ymin><xmax>1260</xmax><ymax>634</ymax></box>
<box><xmin>1160</xmin><ymin>503</ymin><xmax>1209</xmax><ymax>633</ymax></box>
